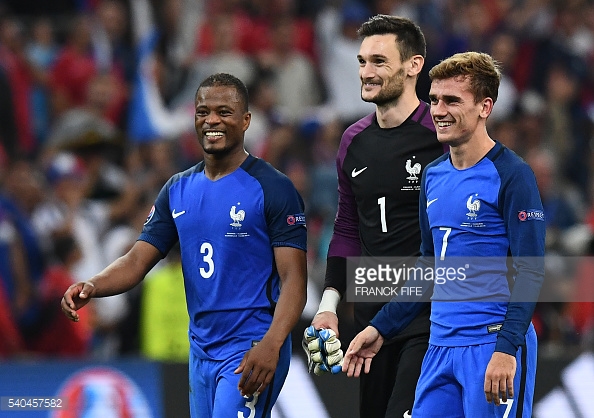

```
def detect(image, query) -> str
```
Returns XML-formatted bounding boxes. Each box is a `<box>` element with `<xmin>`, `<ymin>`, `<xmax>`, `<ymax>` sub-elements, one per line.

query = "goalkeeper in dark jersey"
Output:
<box><xmin>344</xmin><ymin>52</ymin><xmax>545</xmax><ymax>418</ymax></box>
<box><xmin>304</xmin><ymin>15</ymin><xmax>444</xmax><ymax>418</ymax></box>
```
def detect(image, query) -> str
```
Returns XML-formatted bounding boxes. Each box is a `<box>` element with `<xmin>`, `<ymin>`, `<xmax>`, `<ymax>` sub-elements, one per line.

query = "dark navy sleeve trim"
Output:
<box><xmin>245</xmin><ymin>157</ymin><xmax>308</xmax><ymax>251</ymax></box>
<box><xmin>271</xmin><ymin>241</ymin><xmax>307</xmax><ymax>252</ymax></box>
<box><xmin>492</xmin><ymin>145</ymin><xmax>546</xmax><ymax>354</ymax></box>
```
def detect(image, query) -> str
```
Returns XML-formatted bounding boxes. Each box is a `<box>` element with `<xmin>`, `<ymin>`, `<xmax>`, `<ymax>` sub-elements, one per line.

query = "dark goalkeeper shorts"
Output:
<box><xmin>359</xmin><ymin>334</ymin><xmax>428</xmax><ymax>418</ymax></box>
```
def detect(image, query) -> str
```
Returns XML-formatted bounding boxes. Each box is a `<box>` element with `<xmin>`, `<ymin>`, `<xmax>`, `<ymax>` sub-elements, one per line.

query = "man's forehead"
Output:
<box><xmin>430</xmin><ymin>76</ymin><xmax>470</xmax><ymax>92</ymax></box>
<box><xmin>196</xmin><ymin>86</ymin><xmax>240</xmax><ymax>103</ymax></box>
<box><xmin>197</xmin><ymin>85</ymin><xmax>236</xmax><ymax>96</ymax></box>
<box><xmin>359</xmin><ymin>34</ymin><xmax>399</xmax><ymax>56</ymax></box>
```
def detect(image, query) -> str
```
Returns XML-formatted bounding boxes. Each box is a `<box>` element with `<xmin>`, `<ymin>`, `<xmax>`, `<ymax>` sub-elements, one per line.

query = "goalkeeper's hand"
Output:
<box><xmin>302</xmin><ymin>325</ymin><xmax>344</xmax><ymax>375</ymax></box>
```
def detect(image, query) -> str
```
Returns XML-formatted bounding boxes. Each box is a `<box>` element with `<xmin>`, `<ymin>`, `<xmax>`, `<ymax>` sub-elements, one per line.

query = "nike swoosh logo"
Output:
<box><xmin>427</xmin><ymin>198</ymin><xmax>438</xmax><ymax>207</ymax></box>
<box><xmin>172</xmin><ymin>209</ymin><xmax>186</xmax><ymax>219</ymax></box>
<box><xmin>403</xmin><ymin>410</ymin><xmax>412</xmax><ymax>418</ymax></box>
<box><xmin>351</xmin><ymin>167</ymin><xmax>368</xmax><ymax>177</ymax></box>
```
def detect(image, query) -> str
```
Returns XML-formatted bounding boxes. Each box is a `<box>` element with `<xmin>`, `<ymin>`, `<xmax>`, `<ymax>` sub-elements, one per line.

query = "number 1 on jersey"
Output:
<box><xmin>378</xmin><ymin>196</ymin><xmax>387</xmax><ymax>233</ymax></box>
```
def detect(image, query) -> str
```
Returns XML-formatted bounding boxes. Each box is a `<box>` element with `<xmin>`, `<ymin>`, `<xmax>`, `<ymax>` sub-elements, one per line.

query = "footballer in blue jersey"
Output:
<box><xmin>140</xmin><ymin>154</ymin><xmax>307</xmax><ymax>362</ymax></box>
<box><xmin>61</xmin><ymin>73</ymin><xmax>308</xmax><ymax>418</ymax></box>
<box><xmin>343</xmin><ymin>52</ymin><xmax>545</xmax><ymax>418</ymax></box>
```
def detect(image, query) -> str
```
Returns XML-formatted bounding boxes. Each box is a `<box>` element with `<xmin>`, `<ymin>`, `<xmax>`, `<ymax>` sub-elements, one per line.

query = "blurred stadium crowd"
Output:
<box><xmin>1</xmin><ymin>0</ymin><xmax>594</xmax><ymax>361</ymax></box>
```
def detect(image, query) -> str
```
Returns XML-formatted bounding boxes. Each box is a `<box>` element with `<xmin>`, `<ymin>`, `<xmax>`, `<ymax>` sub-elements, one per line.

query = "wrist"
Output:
<box><xmin>316</xmin><ymin>288</ymin><xmax>341</xmax><ymax>315</ymax></box>
<box><xmin>260</xmin><ymin>331</ymin><xmax>287</xmax><ymax>351</ymax></box>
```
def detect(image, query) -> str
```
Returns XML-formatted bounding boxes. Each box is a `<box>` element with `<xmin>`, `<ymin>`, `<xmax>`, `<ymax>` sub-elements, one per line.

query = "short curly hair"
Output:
<box><xmin>196</xmin><ymin>73</ymin><xmax>249</xmax><ymax>111</ymax></box>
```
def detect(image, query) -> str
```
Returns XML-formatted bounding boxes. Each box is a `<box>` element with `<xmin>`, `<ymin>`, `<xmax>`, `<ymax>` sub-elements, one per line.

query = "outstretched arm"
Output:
<box><xmin>342</xmin><ymin>325</ymin><xmax>384</xmax><ymax>377</ymax></box>
<box><xmin>61</xmin><ymin>240</ymin><xmax>163</xmax><ymax>321</ymax></box>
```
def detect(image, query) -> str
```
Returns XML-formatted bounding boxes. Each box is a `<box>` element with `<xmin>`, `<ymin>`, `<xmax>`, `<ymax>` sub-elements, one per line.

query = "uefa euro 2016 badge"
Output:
<box><xmin>518</xmin><ymin>209</ymin><xmax>545</xmax><ymax>222</ymax></box>
<box><xmin>144</xmin><ymin>205</ymin><xmax>155</xmax><ymax>225</ymax></box>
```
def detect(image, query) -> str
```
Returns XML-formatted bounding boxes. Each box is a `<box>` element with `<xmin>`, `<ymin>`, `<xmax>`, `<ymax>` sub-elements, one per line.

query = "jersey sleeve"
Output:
<box><xmin>323</xmin><ymin>136</ymin><xmax>362</xmax><ymax>296</ymax></box>
<box><xmin>138</xmin><ymin>177</ymin><xmax>179</xmax><ymax>256</ymax></box>
<box><xmin>495</xmin><ymin>161</ymin><xmax>546</xmax><ymax>355</ymax></box>
<box><xmin>264</xmin><ymin>174</ymin><xmax>307</xmax><ymax>251</ymax></box>
<box><xmin>369</xmin><ymin>168</ymin><xmax>434</xmax><ymax>338</ymax></box>
<box><xmin>418</xmin><ymin>165</ymin><xmax>435</xmax><ymax>259</ymax></box>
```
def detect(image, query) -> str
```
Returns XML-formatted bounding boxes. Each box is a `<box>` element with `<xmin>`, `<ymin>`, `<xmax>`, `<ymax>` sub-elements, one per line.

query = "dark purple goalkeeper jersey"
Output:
<box><xmin>325</xmin><ymin>101</ymin><xmax>445</xmax><ymax>339</ymax></box>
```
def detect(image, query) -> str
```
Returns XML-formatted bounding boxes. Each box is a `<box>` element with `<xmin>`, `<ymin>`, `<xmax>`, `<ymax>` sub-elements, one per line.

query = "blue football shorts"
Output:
<box><xmin>189</xmin><ymin>336</ymin><xmax>291</xmax><ymax>418</ymax></box>
<box><xmin>412</xmin><ymin>325</ymin><xmax>537</xmax><ymax>417</ymax></box>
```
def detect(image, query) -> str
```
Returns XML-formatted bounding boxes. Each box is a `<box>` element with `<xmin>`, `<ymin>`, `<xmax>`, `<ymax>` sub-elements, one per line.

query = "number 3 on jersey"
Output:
<box><xmin>238</xmin><ymin>393</ymin><xmax>259</xmax><ymax>418</ymax></box>
<box><xmin>200</xmin><ymin>242</ymin><xmax>214</xmax><ymax>278</ymax></box>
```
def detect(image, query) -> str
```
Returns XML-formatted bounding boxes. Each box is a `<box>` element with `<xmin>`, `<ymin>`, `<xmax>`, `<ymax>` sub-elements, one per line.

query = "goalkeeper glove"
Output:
<box><xmin>302</xmin><ymin>325</ymin><xmax>343</xmax><ymax>375</ymax></box>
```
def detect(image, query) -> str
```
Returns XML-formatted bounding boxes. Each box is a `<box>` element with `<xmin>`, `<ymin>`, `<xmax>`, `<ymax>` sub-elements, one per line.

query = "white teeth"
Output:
<box><xmin>205</xmin><ymin>131</ymin><xmax>223</xmax><ymax>136</ymax></box>
<box><xmin>437</xmin><ymin>122</ymin><xmax>452</xmax><ymax>127</ymax></box>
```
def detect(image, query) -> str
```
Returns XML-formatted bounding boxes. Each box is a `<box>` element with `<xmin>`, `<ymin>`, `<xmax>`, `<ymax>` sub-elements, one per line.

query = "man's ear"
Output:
<box><xmin>243</xmin><ymin>111</ymin><xmax>252</xmax><ymax>131</ymax></box>
<box><xmin>408</xmin><ymin>55</ymin><xmax>424</xmax><ymax>77</ymax></box>
<box><xmin>479</xmin><ymin>98</ymin><xmax>494</xmax><ymax>119</ymax></box>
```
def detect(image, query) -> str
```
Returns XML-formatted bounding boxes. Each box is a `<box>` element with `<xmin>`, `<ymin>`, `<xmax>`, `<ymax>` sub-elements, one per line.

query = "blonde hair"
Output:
<box><xmin>429</xmin><ymin>52</ymin><xmax>501</xmax><ymax>104</ymax></box>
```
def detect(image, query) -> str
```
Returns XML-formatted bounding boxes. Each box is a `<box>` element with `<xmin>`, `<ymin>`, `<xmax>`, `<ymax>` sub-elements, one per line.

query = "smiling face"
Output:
<box><xmin>428</xmin><ymin>75</ymin><xmax>492</xmax><ymax>146</ymax></box>
<box><xmin>194</xmin><ymin>85</ymin><xmax>251</xmax><ymax>156</ymax></box>
<box><xmin>358</xmin><ymin>34</ymin><xmax>409</xmax><ymax>106</ymax></box>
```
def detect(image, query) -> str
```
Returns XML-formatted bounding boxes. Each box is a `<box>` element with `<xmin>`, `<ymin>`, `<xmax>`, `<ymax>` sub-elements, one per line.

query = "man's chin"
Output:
<box><xmin>361</xmin><ymin>93</ymin><xmax>397</xmax><ymax>107</ymax></box>
<box><xmin>360</xmin><ymin>94</ymin><xmax>375</xmax><ymax>103</ymax></box>
<box><xmin>202</xmin><ymin>147</ymin><xmax>229</xmax><ymax>156</ymax></box>
<box><xmin>436</xmin><ymin>136</ymin><xmax>460</xmax><ymax>147</ymax></box>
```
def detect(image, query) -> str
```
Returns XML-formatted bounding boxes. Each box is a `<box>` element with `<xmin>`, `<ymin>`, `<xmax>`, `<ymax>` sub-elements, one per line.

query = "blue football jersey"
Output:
<box><xmin>372</xmin><ymin>142</ymin><xmax>545</xmax><ymax>354</ymax></box>
<box><xmin>139</xmin><ymin>155</ymin><xmax>307</xmax><ymax>360</ymax></box>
